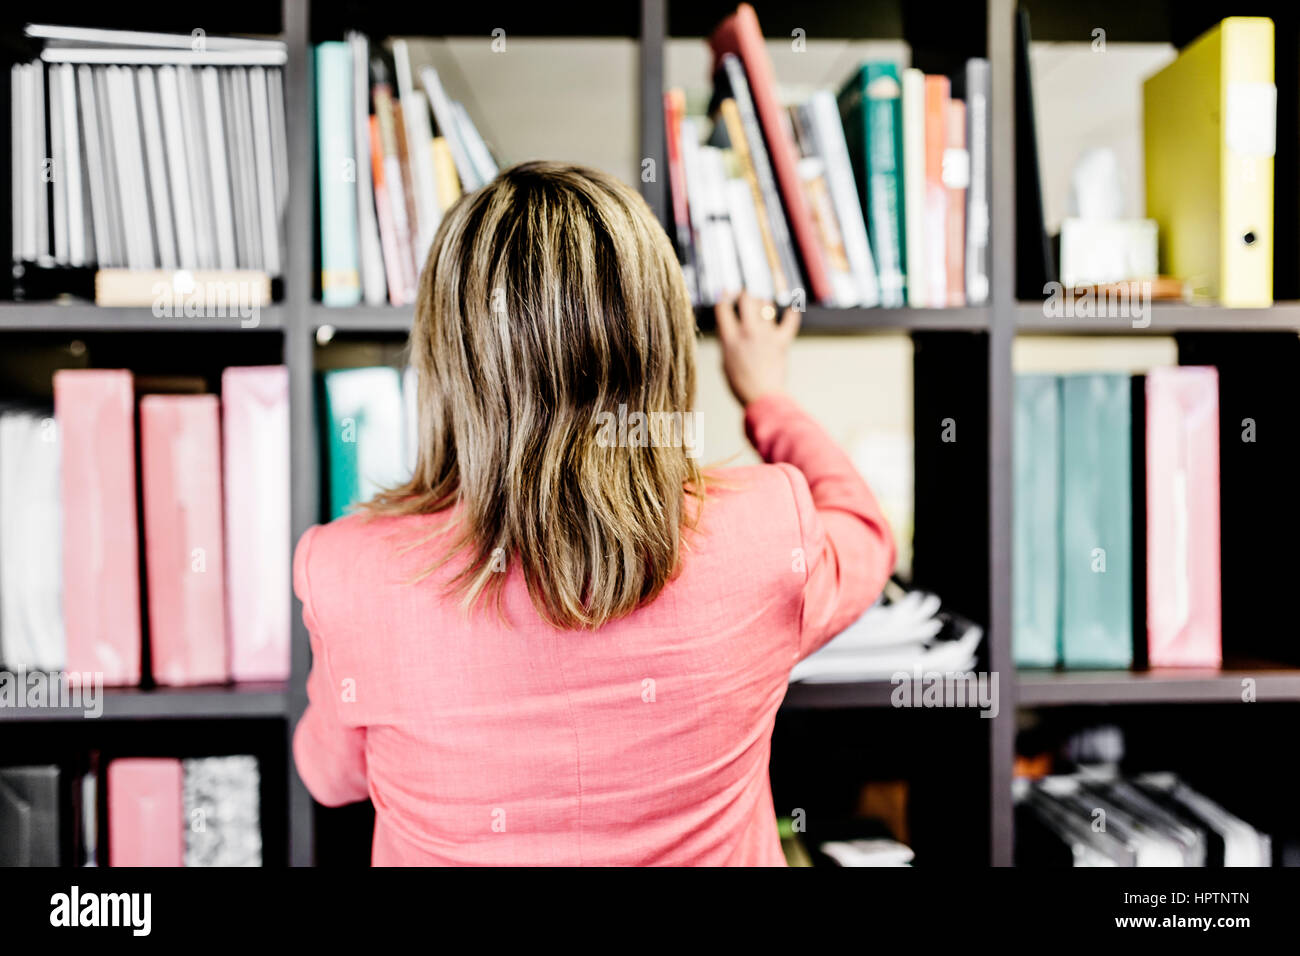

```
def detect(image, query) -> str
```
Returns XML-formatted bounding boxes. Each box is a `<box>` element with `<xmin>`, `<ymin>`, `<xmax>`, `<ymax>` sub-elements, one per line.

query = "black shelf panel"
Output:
<box><xmin>1016</xmin><ymin>668</ymin><xmax>1300</xmax><ymax>707</ymax></box>
<box><xmin>781</xmin><ymin>680</ymin><xmax>900</xmax><ymax>710</ymax></box>
<box><xmin>1015</xmin><ymin>302</ymin><xmax>1300</xmax><ymax>334</ymax></box>
<box><xmin>0</xmin><ymin>682</ymin><xmax>289</xmax><ymax>721</ymax></box>
<box><xmin>0</xmin><ymin>303</ymin><xmax>286</xmax><ymax>331</ymax></box>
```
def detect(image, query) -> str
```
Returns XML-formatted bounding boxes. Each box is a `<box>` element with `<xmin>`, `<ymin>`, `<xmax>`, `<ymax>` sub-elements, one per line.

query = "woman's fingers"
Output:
<box><xmin>714</xmin><ymin>296</ymin><xmax>740</xmax><ymax>341</ymax></box>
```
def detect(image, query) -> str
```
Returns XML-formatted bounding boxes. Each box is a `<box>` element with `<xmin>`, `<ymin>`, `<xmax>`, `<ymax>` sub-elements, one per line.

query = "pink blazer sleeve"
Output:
<box><xmin>292</xmin><ymin>524</ymin><xmax>370</xmax><ymax>807</ymax></box>
<box><xmin>744</xmin><ymin>393</ymin><xmax>896</xmax><ymax>660</ymax></box>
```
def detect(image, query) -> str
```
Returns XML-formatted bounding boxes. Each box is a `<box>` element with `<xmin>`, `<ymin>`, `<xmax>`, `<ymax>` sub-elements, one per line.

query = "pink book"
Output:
<box><xmin>54</xmin><ymin>370</ymin><xmax>142</xmax><ymax>685</ymax></box>
<box><xmin>140</xmin><ymin>395</ymin><xmax>229</xmax><ymax>685</ymax></box>
<box><xmin>107</xmin><ymin>758</ymin><xmax>183</xmax><ymax>867</ymax></box>
<box><xmin>222</xmin><ymin>367</ymin><xmax>291</xmax><ymax>682</ymax></box>
<box><xmin>1146</xmin><ymin>367</ymin><xmax>1222</xmax><ymax>667</ymax></box>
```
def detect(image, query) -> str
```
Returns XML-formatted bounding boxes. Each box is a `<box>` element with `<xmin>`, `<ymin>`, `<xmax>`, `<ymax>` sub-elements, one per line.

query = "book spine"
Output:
<box><xmin>862</xmin><ymin>66</ymin><xmax>906</xmax><ymax>306</ymax></box>
<box><xmin>222</xmin><ymin>367</ymin><xmax>291</xmax><ymax>683</ymax></box>
<box><xmin>965</xmin><ymin>58</ymin><xmax>990</xmax><ymax>305</ymax></box>
<box><xmin>808</xmin><ymin>90</ymin><xmax>879</xmax><ymax>307</ymax></box>
<box><xmin>372</xmin><ymin>82</ymin><xmax>418</xmax><ymax>301</ymax></box>
<box><xmin>55</xmin><ymin>370</ymin><xmax>141</xmax><ymax>686</ymax></box>
<box><xmin>1013</xmin><ymin>375</ymin><xmax>1061</xmax><ymax>667</ymax></box>
<box><xmin>369</xmin><ymin>117</ymin><xmax>407</xmax><ymax>306</ymax></box>
<box><xmin>923</xmin><ymin>75</ymin><xmax>949</xmax><ymax>308</ymax></box>
<box><xmin>902</xmin><ymin>68</ymin><xmax>927</xmax><ymax>307</ymax></box>
<box><xmin>944</xmin><ymin>98</ymin><xmax>967</xmax><ymax>307</ymax></box>
<box><xmin>664</xmin><ymin>90</ymin><xmax>699</xmax><ymax>303</ymax></box>
<box><xmin>315</xmin><ymin>44</ymin><xmax>361</xmax><ymax>306</ymax></box>
<box><xmin>1145</xmin><ymin>367</ymin><xmax>1222</xmax><ymax>667</ymax></box>
<box><xmin>108</xmin><ymin>759</ymin><xmax>183</xmax><ymax>867</ymax></box>
<box><xmin>140</xmin><ymin>394</ymin><xmax>229</xmax><ymax>686</ymax></box>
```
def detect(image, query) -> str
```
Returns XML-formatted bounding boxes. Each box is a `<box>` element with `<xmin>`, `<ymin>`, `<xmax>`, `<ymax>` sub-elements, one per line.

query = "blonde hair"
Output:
<box><xmin>367</xmin><ymin>161</ymin><xmax>702</xmax><ymax>629</ymax></box>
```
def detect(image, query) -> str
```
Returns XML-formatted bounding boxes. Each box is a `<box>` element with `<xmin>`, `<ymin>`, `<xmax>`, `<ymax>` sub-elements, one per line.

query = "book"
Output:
<box><xmin>943</xmin><ymin>97</ymin><xmax>967</xmax><ymax>306</ymax></box>
<box><xmin>710</xmin><ymin>4</ymin><xmax>833</xmax><ymax>304</ymax></box>
<box><xmin>838</xmin><ymin>62</ymin><xmax>905</xmax><ymax>307</ymax></box>
<box><xmin>315</xmin><ymin>42</ymin><xmax>361</xmax><ymax>306</ymax></box>
<box><xmin>183</xmin><ymin>756</ymin><xmax>262</xmax><ymax>866</ymax></box>
<box><xmin>1144</xmin><ymin>367</ymin><xmax>1222</xmax><ymax>667</ymax></box>
<box><xmin>54</xmin><ymin>370</ymin><xmax>141</xmax><ymax>685</ymax></box>
<box><xmin>965</xmin><ymin>59</ymin><xmax>991</xmax><ymax>305</ymax></box>
<box><xmin>430</xmin><ymin>137</ymin><xmax>461</xmax><ymax>209</ymax></box>
<box><xmin>346</xmin><ymin>33</ymin><xmax>386</xmax><ymax>305</ymax></box>
<box><xmin>140</xmin><ymin>394</ymin><xmax>229</xmax><ymax>686</ymax></box>
<box><xmin>1060</xmin><ymin>374</ymin><xmax>1133</xmax><ymax>668</ymax></box>
<box><xmin>0</xmin><ymin>408</ymin><xmax>64</xmax><ymax>671</ymax></box>
<box><xmin>0</xmin><ymin>766</ymin><xmax>62</xmax><ymax>866</ymax></box>
<box><xmin>93</xmin><ymin>269</ymin><xmax>270</xmax><ymax>308</ymax></box>
<box><xmin>923</xmin><ymin>75</ymin><xmax>949</xmax><ymax>308</ymax></box>
<box><xmin>1144</xmin><ymin>17</ymin><xmax>1274</xmax><ymax>306</ymax></box>
<box><xmin>804</xmin><ymin>90</ymin><xmax>880</xmax><ymax>307</ymax></box>
<box><xmin>420</xmin><ymin>66</ymin><xmax>478</xmax><ymax>191</ymax></box>
<box><xmin>222</xmin><ymin>367</ymin><xmax>291</xmax><ymax>683</ymax></box>
<box><xmin>107</xmin><ymin>758</ymin><xmax>183</xmax><ymax>867</ymax></box>
<box><xmin>901</xmin><ymin>68</ymin><xmax>927</xmax><ymax>307</ymax></box>
<box><xmin>369</xmin><ymin>116</ymin><xmax>408</xmax><ymax>306</ymax></box>
<box><xmin>1013</xmin><ymin>376</ymin><xmax>1061</xmax><ymax>668</ymax></box>
<box><xmin>391</xmin><ymin>39</ymin><xmax>441</xmax><ymax>262</ymax></box>
<box><xmin>321</xmin><ymin>367</ymin><xmax>407</xmax><ymax>520</ymax></box>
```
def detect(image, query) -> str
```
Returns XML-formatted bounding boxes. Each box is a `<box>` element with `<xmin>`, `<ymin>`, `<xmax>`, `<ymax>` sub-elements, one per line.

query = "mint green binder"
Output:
<box><xmin>1061</xmin><ymin>374</ymin><xmax>1133</xmax><ymax>668</ymax></box>
<box><xmin>1013</xmin><ymin>375</ymin><xmax>1061</xmax><ymax>667</ymax></box>
<box><xmin>321</xmin><ymin>368</ymin><xmax>406</xmax><ymax>519</ymax></box>
<box><xmin>316</xmin><ymin>43</ymin><xmax>361</xmax><ymax>307</ymax></box>
<box><xmin>838</xmin><ymin>63</ymin><xmax>905</xmax><ymax>306</ymax></box>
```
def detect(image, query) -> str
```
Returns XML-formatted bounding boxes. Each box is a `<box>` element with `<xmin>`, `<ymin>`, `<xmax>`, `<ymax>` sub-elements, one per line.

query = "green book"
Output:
<box><xmin>838</xmin><ymin>63</ymin><xmax>905</xmax><ymax>307</ymax></box>
<box><xmin>1061</xmin><ymin>374</ymin><xmax>1133</xmax><ymax>668</ymax></box>
<box><xmin>320</xmin><ymin>367</ymin><xmax>406</xmax><ymax>520</ymax></box>
<box><xmin>316</xmin><ymin>43</ymin><xmax>361</xmax><ymax>307</ymax></box>
<box><xmin>1013</xmin><ymin>375</ymin><xmax>1061</xmax><ymax>667</ymax></box>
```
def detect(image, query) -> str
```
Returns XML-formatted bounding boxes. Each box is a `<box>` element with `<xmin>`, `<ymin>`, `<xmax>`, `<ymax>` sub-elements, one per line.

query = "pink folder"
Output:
<box><xmin>107</xmin><ymin>758</ymin><xmax>183</xmax><ymax>867</ymax></box>
<box><xmin>221</xmin><ymin>366</ymin><xmax>291</xmax><ymax>682</ymax></box>
<box><xmin>54</xmin><ymin>370</ymin><xmax>142</xmax><ymax>685</ymax></box>
<box><xmin>1145</xmin><ymin>367</ymin><xmax>1222</xmax><ymax>667</ymax></box>
<box><xmin>140</xmin><ymin>395</ymin><xmax>229</xmax><ymax>685</ymax></box>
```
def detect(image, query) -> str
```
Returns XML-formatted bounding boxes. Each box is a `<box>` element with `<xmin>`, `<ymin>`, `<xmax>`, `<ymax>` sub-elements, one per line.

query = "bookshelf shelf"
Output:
<box><xmin>781</xmin><ymin>680</ymin><xmax>900</xmax><ymax>710</ymax></box>
<box><xmin>0</xmin><ymin>682</ymin><xmax>289</xmax><ymax>722</ymax></box>
<box><xmin>0</xmin><ymin>302</ymin><xmax>287</xmax><ymax>331</ymax></box>
<box><xmin>1016</xmin><ymin>669</ymin><xmax>1300</xmax><ymax>707</ymax></box>
<box><xmin>1015</xmin><ymin>302</ymin><xmax>1300</xmax><ymax>334</ymax></box>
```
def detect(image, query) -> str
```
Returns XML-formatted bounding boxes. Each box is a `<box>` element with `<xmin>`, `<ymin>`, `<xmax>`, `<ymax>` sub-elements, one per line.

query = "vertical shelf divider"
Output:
<box><xmin>283</xmin><ymin>0</ymin><xmax>317</xmax><ymax>867</ymax></box>
<box><xmin>987</xmin><ymin>0</ymin><xmax>1017</xmax><ymax>867</ymax></box>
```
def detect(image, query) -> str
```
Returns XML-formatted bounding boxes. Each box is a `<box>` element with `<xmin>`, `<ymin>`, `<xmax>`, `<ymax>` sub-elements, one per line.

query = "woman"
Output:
<box><xmin>293</xmin><ymin>161</ymin><xmax>894</xmax><ymax>865</ymax></box>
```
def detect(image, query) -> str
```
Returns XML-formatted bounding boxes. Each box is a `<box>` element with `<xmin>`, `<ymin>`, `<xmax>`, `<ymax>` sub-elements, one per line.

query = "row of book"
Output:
<box><xmin>0</xmin><ymin>756</ymin><xmax>261</xmax><ymax>867</ymax></box>
<box><xmin>10</xmin><ymin>25</ymin><xmax>289</xmax><ymax>297</ymax></box>
<box><xmin>1013</xmin><ymin>367</ymin><xmax>1221</xmax><ymax>670</ymax></box>
<box><xmin>1016</xmin><ymin>772</ymin><xmax>1271</xmax><ymax>867</ymax></box>
<box><xmin>0</xmin><ymin>368</ymin><xmax>290</xmax><ymax>685</ymax></box>
<box><xmin>317</xmin><ymin>35</ymin><xmax>497</xmax><ymax>308</ymax></box>
<box><xmin>666</xmin><ymin>4</ymin><xmax>989</xmax><ymax>309</ymax></box>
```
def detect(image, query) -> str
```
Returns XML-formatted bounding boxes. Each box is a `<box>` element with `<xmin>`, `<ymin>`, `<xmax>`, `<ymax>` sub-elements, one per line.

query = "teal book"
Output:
<box><xmin>1061</xmin><ymin>374</ymin><xmax>1133</xmax><ymax>668</ymax></box>
<box><xmin>1013</xmin><ymin>375</ymin><xmax>1061</xmax><ymax>667</ymax></box>
<box><xmin>316</xmin><ymin>43</ymin><xmax>361</xmax><ymax>307</ymax></box>
<box><xmin>320</xmin><ymin>368</ymin><xmax>406</xmax><ymax>519</ymax></box>
<box><xmin>838</xmin><ymin>63</ymin><xmax>905</xmax><ymax>307</ymax></box>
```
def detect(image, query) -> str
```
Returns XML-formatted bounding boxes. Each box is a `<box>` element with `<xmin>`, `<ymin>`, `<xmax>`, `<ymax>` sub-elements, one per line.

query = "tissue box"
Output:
<box><xmin>1060</xmin><ymin>218</ymin><xmax>1158</xmax><ymax>288</ymax></box>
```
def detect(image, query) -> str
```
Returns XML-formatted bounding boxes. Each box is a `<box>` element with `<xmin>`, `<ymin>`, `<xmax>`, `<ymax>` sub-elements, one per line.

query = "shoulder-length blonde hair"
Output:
<box><xmin>367</xmin><ymin>161</ymin><xmax>702</xmax><ymax>629</ymax></box>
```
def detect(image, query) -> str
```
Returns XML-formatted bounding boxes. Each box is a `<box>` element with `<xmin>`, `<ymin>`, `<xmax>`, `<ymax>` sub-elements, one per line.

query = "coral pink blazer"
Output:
<box><xmin>293</xmin><ymin>393</ymin><xmax>895</xmax><ymax>865</ymax></box>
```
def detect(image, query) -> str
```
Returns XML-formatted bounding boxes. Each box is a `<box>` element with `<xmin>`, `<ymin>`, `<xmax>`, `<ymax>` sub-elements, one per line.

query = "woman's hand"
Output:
<box><xmin>714</xmin><ymin>292</ymin><xmax>800</xmax><ymax>407</ymax></box>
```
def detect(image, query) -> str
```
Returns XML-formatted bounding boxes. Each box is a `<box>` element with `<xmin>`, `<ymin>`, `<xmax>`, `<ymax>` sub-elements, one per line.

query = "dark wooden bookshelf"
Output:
<box><xmin>6</xmin><ymin>0</ymin><xmax>1300</xmax><ymax>868</ymax></box>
